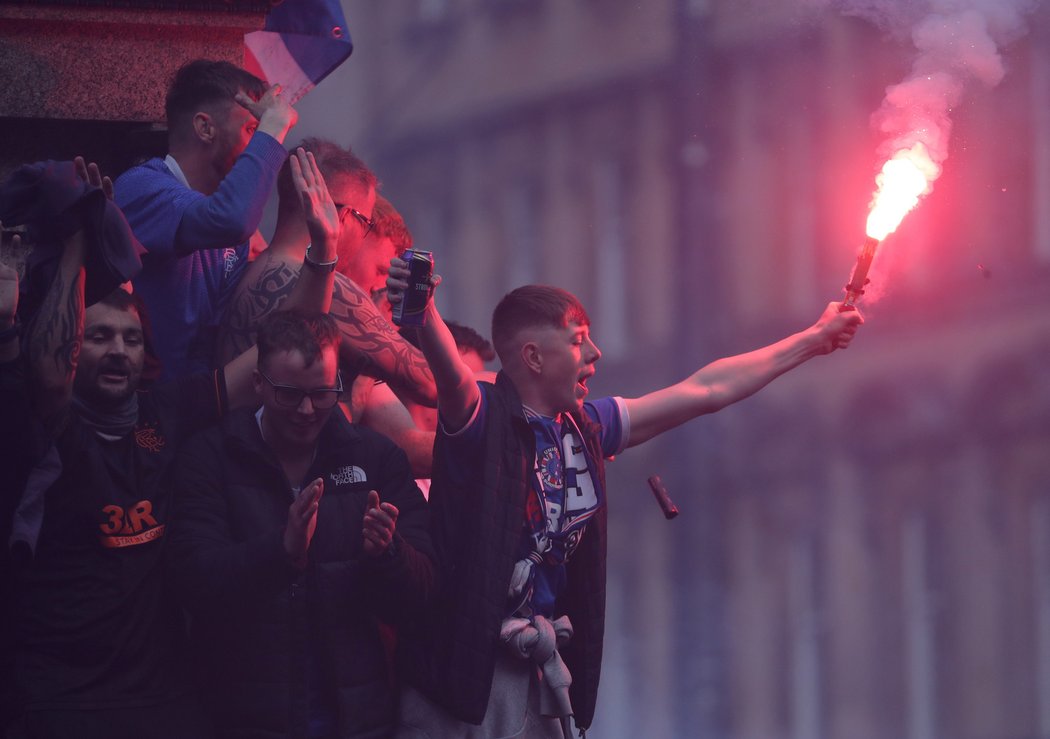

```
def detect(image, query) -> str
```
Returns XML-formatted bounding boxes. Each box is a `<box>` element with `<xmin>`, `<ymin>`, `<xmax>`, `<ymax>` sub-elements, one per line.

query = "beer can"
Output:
<box><xmin>392</xmin><ymin>249</ymin><xmax>434</xmax><ymax>327</ymax></box>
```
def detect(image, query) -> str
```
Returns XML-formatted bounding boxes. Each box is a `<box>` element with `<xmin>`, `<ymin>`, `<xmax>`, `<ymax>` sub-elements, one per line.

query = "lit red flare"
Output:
<box><xmin>866</xmin><ymin>142</ymin><xmax>939</xmax><ymax>241</ymax></box>
<box><xmin>843</xmin><ymin>235</ymin><xmax>879</xmax><ymax>309</ymax></box>
<box><xmin>843</xmin><ymin>142</ymin><xmax>939</xmax><ymax>307</ymax></box>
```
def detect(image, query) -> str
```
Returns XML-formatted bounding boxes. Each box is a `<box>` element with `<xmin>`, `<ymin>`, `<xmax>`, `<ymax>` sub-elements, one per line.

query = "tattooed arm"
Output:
<box><xmin>215</xmin><ymin>149</ymin><xmax>338</xmax><ymax>366</ymax></box>
<box><xmin>331</xmin><ymin>273</ymin><xmax>437</xmax><ymax>408</ymax></box>
<box><xmin>25</xmin><ymin>229</ymin><xmax>87</xmax><ymax>431</ymax></box>
<box><xmin>216</xmin><ymin>252</ymin><xmax>298</xmax><ymax>364</ymax></box>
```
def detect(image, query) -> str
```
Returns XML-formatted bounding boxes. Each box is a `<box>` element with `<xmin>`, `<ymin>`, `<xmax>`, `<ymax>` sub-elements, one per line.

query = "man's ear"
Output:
<box><xmin>192</xmin><ymin>112</ymin><xmax>215</xmax><ymax>144</ymax></box>
<box><xmin>521</xmin><ymin>341</ymin><xmax>542</xmax><ymax>374</ymax></box>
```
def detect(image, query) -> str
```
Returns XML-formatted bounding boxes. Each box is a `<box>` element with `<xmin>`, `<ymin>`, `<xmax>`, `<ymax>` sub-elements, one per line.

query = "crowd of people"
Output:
<box><xmin>0</xmin><ymin>60</ymin><xmax>863</xmax><ymax>739</ymax></box>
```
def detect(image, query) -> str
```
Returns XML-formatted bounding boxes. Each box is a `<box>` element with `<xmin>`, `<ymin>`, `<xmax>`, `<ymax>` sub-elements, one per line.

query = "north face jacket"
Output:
<box><xmin>167</xmin><ymin>407</ymin><xmax>437</xmax><ymax>739</ymax></box>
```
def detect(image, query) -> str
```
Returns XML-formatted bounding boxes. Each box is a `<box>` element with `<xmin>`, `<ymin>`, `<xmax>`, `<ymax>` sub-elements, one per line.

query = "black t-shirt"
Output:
<box><xmin>8</xmin><ymin>372</ymin><xmax>226</xmax><ymax>711</ymax></box>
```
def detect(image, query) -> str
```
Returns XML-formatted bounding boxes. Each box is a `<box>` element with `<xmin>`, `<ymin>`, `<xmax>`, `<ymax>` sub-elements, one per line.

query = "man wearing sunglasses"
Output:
<box><xmin>217</xmin><ymin>137</ymin><xmax>437</xmax><ymax>410</ymax></box>
<box><xmin>167</xmin><ymin>311</ymin><xmax>436</xmax><ymax>739</ymax></box>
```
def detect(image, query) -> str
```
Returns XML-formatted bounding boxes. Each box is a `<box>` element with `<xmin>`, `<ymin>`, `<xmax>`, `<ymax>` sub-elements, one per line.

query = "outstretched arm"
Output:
<box><xmin>624</xmin><ymin>302</ymin><xmax>863</xmax><ymax>448</ymax></box>
<box><xmin>386</xmin><ymin>257</ymin><xmax>477</xmax><ymax>431</ymax></box>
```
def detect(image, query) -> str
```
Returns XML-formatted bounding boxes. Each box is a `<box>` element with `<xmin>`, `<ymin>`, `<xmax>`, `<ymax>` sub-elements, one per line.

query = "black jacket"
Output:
<box><xmin>167</xmin><ymin>407</ymin><xmax>437</xmax><ymax>739</ymax></box>
<box><xmin>401</xmin><ymin>372</ymin><xmax>608</xmax><ymax>729</ymax></box>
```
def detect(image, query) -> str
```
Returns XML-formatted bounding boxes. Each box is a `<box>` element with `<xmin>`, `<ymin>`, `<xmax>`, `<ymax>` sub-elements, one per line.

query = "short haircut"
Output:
<box><xmin>165</xmin><ymin>59</ymin><xmax>266</xmax><ymax>139</ymax></box>
<box><xmin>256</xmin><ymin>312</ymin><xmax>341</xmax><ymax>370</ymax></box>
<box><xmin>93</xmin><ymin>288</ymin><xmax>163</xmax><ymax>384</ymax></box>
<box><xmin>276</xmin><ymin>137</ymin><xmax>377</xmax><ymax>217</ymax></box>
<box><xmin>446</xmin><ymin>320</ymin><xmax>495</xmax><ymax>362</ymax></box>
<box><xmin>370</xmin><ymin>195</ymin><xmax>413</xmax><ymax>253</ymax></box>
<box><xmin>96</xmin><ymin>287</ymin><xmax>140</xmax><ymax>314</ymax></box>
<box><xmin>491</xmin><ymin>285</ymin><xmax>590</xmax><ymax>362</ymax></box>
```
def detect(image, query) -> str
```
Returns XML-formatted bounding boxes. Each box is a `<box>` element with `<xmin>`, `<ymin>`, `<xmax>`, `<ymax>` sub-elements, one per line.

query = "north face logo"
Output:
<box><xmin>330</xmin><ymin>466</ymin><xmax>367</xmax><ymax>485</ymax></box>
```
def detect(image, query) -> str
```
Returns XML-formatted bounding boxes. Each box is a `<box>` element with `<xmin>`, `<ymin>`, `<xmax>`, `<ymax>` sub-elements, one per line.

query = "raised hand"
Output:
<box><xmin>284</xmin><ymin>477</ymin><xmax>324</xmax><ymax>568</ymax></box>
<box><xmin>385</xmin><ymin>257</ymin><xmax>408</xmax><ymax>307</ymax></box>
<box><xmin>290</xmin><ymin>148</ymin><xmax>339</xmax><ymax>262</ymax></box>
<box><xmin>362</xmin><ymin>490</ymin><xmax>399</xmax><ymax>557</ymax></box>
<box><xmin>814</xmin><ymin>301</ymin><xmax>863</xmax><ymax>353</ymax></box>
<box><xmin>73</xmin><ymin>156</ymin><xmax>114</xmax><ymax>200</ymax></box>
<box><xmin>385</xmin><ymin>257</ymin><xmax>441</xmax><ymax>308</ymax></box>
<box><xmin>235</xmin><ymin>84</ymin><xmax>298</xmax><ymax>143</ymax></box>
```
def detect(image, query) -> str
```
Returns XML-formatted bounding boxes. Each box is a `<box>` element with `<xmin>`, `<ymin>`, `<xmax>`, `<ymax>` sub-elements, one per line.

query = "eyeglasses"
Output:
<box><xmin>260</xmin><ymin>370</ymin><xmax>343</xmax><ymax>409</ymax></box>
<box><xmin>334</xmin><ymin>203</ymin><xmax>375</xmax><ymax>238</ymax></box>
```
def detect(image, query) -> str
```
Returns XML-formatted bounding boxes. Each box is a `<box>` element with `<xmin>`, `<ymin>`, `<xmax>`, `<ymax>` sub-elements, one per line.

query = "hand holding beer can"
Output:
<box><xmin>391</xmin><ymin>249</ymin><xmax>435</xmax><ymax>327</ymax></box>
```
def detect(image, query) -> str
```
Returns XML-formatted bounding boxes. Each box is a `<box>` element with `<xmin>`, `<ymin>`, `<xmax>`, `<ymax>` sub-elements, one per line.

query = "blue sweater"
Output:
<box><xmin>116</xmin><ymin>133</ymin><xmax>287</xmax><ymax>380</ymax></box>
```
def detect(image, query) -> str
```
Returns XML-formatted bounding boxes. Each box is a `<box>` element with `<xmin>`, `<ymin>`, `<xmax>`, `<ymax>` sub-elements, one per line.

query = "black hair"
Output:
<box><xmin>256</xmin><ymin>312</ymin><xmax>340</xmax><ymax>370</ymax></box>
<box><xmin>165</xmin><ymin>59</ymin><xmax>266</xmax><ymax>139</ymax></box>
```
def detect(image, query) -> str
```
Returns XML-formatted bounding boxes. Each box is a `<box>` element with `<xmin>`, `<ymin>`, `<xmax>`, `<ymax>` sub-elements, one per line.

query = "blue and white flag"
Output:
<box><xmin>244</xmin><ymin>0</ymin><xmax>353</xmax><ymax>105</ymax></box>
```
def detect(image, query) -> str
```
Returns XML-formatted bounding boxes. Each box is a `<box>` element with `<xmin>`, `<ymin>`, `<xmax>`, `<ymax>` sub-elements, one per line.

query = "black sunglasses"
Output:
<box><xmin>334</xmin><ymin>203</ymin><xmax>375</xmax><ymax>238</ymax></box>
<box><xmin>260</xmin><ymin>370</ymin><xmax>344</xmax><ymax>409</ymax></box>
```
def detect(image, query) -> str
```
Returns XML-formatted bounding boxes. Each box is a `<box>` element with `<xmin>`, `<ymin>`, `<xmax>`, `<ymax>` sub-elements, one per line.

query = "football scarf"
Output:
<box><xmin>509</xmin><ymin>408</ymin><xmax>604</xmax><ymax>616</ymax></box>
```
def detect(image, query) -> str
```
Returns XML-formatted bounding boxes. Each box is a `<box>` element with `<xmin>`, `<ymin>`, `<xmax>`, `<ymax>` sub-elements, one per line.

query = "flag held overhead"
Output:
<box><xmin>244</xmin><ymin>0</ymin><xmax>354</xmax><ymax>105</ymax></box>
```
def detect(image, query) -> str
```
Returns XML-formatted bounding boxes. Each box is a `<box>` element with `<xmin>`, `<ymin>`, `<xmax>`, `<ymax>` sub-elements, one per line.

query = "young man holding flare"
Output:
<box><xmin>386</xmin><ymin>257</ymin><xmax>862</xmax><ymax>738</ymax></box>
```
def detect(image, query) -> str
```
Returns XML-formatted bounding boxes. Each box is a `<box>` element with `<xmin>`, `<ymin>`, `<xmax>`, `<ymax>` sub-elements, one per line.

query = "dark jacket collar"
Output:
<box><xmin>494</xmin><ymin>370</ymin><xmax>525</xmax><ymax>420</ymax></box>
<box><xmin>493</xmin><ymin>369</ymin><xmax>601</xmax><ymax>439</ymax></box>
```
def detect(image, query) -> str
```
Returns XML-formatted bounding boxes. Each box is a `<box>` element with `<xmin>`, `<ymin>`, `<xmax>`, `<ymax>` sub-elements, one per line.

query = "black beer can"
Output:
<box><xmin>392</xmin><ymin>249</ymin><xmax>434</xmax><ymax>327</ymax></box>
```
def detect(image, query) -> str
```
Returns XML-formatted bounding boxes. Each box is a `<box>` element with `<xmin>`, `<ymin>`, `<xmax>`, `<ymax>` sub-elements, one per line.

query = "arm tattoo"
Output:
<box><xmin>331</xmin><ymin>274</ymin><xmax>437</xmax><ymax>407</ymax></box>
<box><xmin>27</xmin><ymin>264</ymin><xmax>83</xmax><ymax>384</ymax></box>
<box><xmin>217</xmin><ymin>253</ymin><xmax>299</xmax><ymax>364</ymax></box>
<box><xmin>25</xmin><ymin>254</ymin><xmax>84</xmax><ymax>431</ymax></box>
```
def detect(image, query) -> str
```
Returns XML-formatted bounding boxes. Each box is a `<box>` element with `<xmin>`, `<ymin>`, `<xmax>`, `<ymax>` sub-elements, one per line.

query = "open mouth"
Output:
<box><xmin>99</xmin><ymin>369</ymin><xmax>129</xmax><ymax>383</ymax></box>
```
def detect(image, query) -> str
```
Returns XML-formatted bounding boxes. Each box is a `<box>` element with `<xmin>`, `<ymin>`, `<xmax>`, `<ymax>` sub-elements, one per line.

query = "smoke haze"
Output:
<box><xmin>822</xmin><ymin>0</ymin><xmax>1041</xmax><ymax>168</ymax></box>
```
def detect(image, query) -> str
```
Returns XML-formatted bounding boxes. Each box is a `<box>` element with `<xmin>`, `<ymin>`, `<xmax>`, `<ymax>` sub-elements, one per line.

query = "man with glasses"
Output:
<box><xmin>339</xmin><ymin>195</ymin><xmax>406</xmax><ymax>321</ymax></box>
<box><xmin>217</xmin><ymin>137</ymin><xmax>437</xmax><ymax>409</ymax></box>
<box><xmin>167</xmin><ymin>310</ymin><xmax>437</xmax><ymax>738</ymax></box>
<box><xmin>339</xmin><ymin>202</ymin><xmax>376</xmax><ymax>237</ymax></box>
